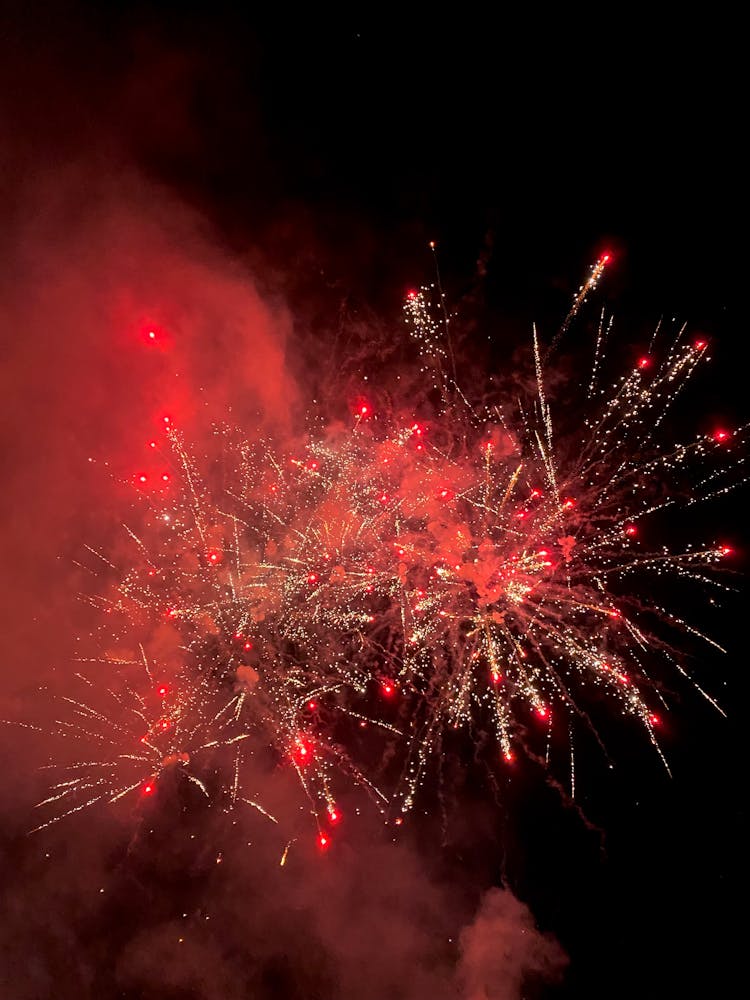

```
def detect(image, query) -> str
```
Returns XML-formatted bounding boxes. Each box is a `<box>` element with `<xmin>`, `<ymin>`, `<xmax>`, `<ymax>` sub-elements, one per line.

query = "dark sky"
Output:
<box><xmin>1</xmin><ymin>4</ymin><xmax>746</xmax><ymax>999</ymax></box>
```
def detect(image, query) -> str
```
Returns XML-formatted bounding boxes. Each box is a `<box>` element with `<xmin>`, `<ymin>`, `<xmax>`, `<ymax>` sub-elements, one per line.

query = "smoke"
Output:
<box><xmin>0</xmin><ymin>12</ymin><xmax>567</xmax><ymax>999</ymax></box>
<box><xmin>459</xmin><ymin>889</ymin><xmax>567</xmax><ymax>999</ymax></box>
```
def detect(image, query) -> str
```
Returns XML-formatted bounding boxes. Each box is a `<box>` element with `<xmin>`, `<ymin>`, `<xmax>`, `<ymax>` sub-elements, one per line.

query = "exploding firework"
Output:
<box><xmin>24</xmin><ymin>252</ymin><xmax>746</xmax><ymax>842</ymax></box>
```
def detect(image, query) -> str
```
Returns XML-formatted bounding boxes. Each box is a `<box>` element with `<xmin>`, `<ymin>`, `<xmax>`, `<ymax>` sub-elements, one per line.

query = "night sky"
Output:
<box><xmin>1</xmin><ymin>5</ymin><xmax>746</xmax><ymax>999</ymax></box>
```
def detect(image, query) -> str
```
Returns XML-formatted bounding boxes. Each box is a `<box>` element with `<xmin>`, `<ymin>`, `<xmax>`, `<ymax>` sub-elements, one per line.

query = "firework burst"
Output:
<box><xmin>22</xmin><ymin>253</ymin><xmax>746</xmax><ymax>842</ymax></box>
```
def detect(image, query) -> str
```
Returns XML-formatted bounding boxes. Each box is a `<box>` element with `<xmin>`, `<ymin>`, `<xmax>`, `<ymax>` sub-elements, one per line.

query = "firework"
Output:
<box><xmin>25</xmin><ymin>254</ymin><xmax>745</xmax><ymax>841</ymax></box>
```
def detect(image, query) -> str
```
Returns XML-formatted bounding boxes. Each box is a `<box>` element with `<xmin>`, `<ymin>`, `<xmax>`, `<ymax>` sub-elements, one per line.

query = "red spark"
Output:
<box><xmin>535</xmin><ymin>706</ymin><xmax>548</xmax><ymax>719</ymax></box>
<box><xmin>503</xmin><ymin>750</ymin><xmax>514</xmax><ymax>763</ymax></box>
<box><xmin>207</xmin><ymin>550</ymin><xmax>220</xmax><ymax>564</ymax></box>
<box><xmin>307</xmin><ymin>701</ymin><xmax>317</xmax><ymax>711</ymax></box>
<box><xmin>637</xmin><ymin>356</ymin><xmax>651</xmax><ymax>370</ymax></box>
<box><xmin>625</xmin><ymin>524</ymin><xmax>638</xmax><ymax>537</ymax></box>
<box><xmin>328</xmin><ymin>807</ymin><xmax>340</xmax><ymax>824</ymax></box>
<box><xmin>149</xmin><ymin>441</ymin><xmax>157</xmax><ymax>449</ymax></box>
<box><xmin>719</xmin><ymin>545</ymin><xmax>733</xmax><ymax>557</ymax></box>
<box><xmin>157</xmin><ymin>685</ymin><xmax>168</xmax><ymax>697</ymax></box>
<box><xmin>244</xmin><ymin>641</ymin><xmax>253</xmax><ymax>650</ymax></box>
<box><xmin>713</xmin><ymin>429</ymin><xmax>730</xmax><ymax>443</ymax></box>
<box><xmin>562</xmin><ymin>498</ymin><xmax>576</xmax><ymax>510</ymax></box>
<box><xmin>161</xmin><ymin>473</ymin><xmax>170</xmax><ymax>482</ymax></box>
<box><xmin>138</xmin><ymin>474</ymin><xmax>147</xmax><ymax>483</ymax></box>
<box><xmin>318</xmin><ymin>833</ymin><xmax>329</xmax><ymax>849</ymax></box>
<box><xmin>694</xmin><ymin>339</ymin><xmax>708</xmax><ymax>350</ymax></box>
<box><xmin>530</xmin><ymin>488</ymin><xmax>542</xmax><ymax>499</ymax></box>
<box><xmin>407</xmin><ymin>289</ymin><xmax>417</xmax><ymax>299</ymax></box>
<box><xmin>308</xmin><ymin>573</ymin><xmax>318</xmax><ymax>584</ymax></box>
<box><xmin>142</xmin><ymin>782</ymin><xmax>155</xmax><ymax>795</ymax></box>
<box><xmin>600</xmin><ymin>252</ymin><xmax>612</xmax><ymax>264</ymax></box>
<box><xmin>381</xmin><ymin>682</ymin><xmax>395</xmax><ymax>697</ymax></box>
<box><xmin>649</xmin><ymin>713</ymin><xmax>660</xmax><ymax>727</ymax></box>
<box><xmin>158</xmin><ymin>718</ymin><xmax>171</xmax><ymax>731</ymax></box>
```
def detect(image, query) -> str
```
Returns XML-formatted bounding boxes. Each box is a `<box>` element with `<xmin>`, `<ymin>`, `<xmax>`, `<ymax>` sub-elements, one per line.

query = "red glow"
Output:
<box><xmin>503</xmin><ymin>750</ymin><xmax>514</xmax><ymax>763</ymax></box>
<box><xmin>379</xmin><ymin>493</ymin><xmax>389</xmax><ymax>504</ymax></box>
<box><xmin>244</xmin><ymin>641</ymin><xmax>253</xmax><ymax>650</ymax></box>
<box><xmin>138</xmin><ymin>474</ymin><xmax>147</xmax><ymax>483</ymax></box>
<box><xmin>328</xmin><ymin>807</ymin><xmax>340</xmax><ymax>824</ymax></box>
<box><xmin>609</xmin><ymin>608</ymin><xmax>621</xmax><ymax>619</ymax></box>
<box><xmin>158</xmin><ymin>718</ymin><xmax>171</xmax><ymax>731</ymax></box>
<box><xmin>625</xmin><ymin>524</ymin><xmax>638</xmax><ymax>537</ymax></box>
<box><xmin>381</xmin><ymin>682</ymin><xmax>395</xmax><ymax>697</ymax></box>
<box><xmin>308</xmin><ymin>700</ymin><xmax>317</xmax><ymax>711</ymax></box>
<box><xmin>207</xmin><ymin>550</ymin><xmax>220</xmax><ymax>564</ymax></box>
<box><xmin>162</xmin><ymin>415</ymin><xmax>171</xmax><ymax>424</ymax></box>
<box><xmin>637</xmin><ymin>356</ymin><xmax>651</xmax><ymax>370</ymax></box>
<box><xmin>307</xmin><ymin>573</ymin><xmax>318</xmax><ymax>584</ymax></box>
<box><xmin>719</xmin><ymin>545</ymin><xmax>733</xmax><ymax>557</ymax></box>
<box><xmin>601</xmin><ymin>252</ymin><xmax>612</xmax><ymax>264</ymax></box>
<box><xmin>649</xmin><ymin>713</ymin><xmax>660</xmax><ymax>726</ymax></box>
<box><xmin>161</xmin><ymin>473</ymin><xmax>170</xmax><ymax>482</ymax></box>
<box><xmin>157</xmin><ymin>685</ymin><xmax>168</xmax><ymax>697</ymax></box>
<box><xmin>394</xmin><ymin>817</ymin><xmax>403</xmax><ymax>826</ymax></box>
<box><xmin>694</xmin><ymin>339</ymin><xmax>708</xmax><ymax>350</ymax></box>
<box><xmin>530</xmin><ymin>488</ymin><xmax>542</xmax><ymax>499</ymax></box>
<box><xmin>318</xmin><ymin>834</ymin><xmax>329</xmax><ymax>849</ymax></box>
<box><xmin>491</xmin><ymin>672</ymin><xmax>503</xmax><ymax>685</ymax></box>
<box><xmin>149</xmin><ymin>441</ymin><xmax>157</xmax><ymax>449</ymax></box>
<box><xmin>536</xmin><ymin>706</ymin><xmax>548</xmax><ymax>719</ymax></box>
<box><xmin>407</xmin><ymin>289</ymin><xmax>417</xmax><ymax>299</ymax></box>
<box><xmin>713</xmin><ymin>429</ymin><xmax>730</xmax><ymax>442</ymax></box>
<box><xmin>562</xmin><ymin>498</ymin><xmax>576</xmax><ymax>509</ymax></box>
<box><xmin>142</xmin><ymin>782</ymin><xmax>155</xmax><ymax>795</ymax></box>
<box><xmin>148</xmin><ymin>330</ymin><xmax>156</xmax><ymax>341</ymax></box>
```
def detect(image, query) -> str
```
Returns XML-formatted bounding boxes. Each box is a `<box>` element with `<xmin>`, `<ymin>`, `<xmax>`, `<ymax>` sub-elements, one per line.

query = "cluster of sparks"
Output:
<box><xmin>27</xmin><ymin>252</ymin><xmax>746</xmax><ymax>850</ymax></box>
